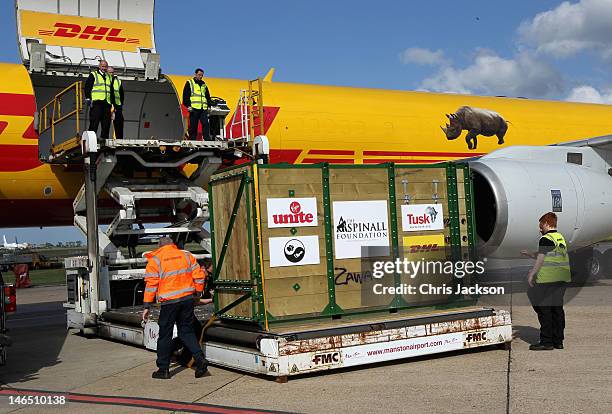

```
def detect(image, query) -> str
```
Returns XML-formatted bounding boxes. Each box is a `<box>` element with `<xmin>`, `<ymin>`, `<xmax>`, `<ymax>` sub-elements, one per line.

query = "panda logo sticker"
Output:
<box><xmin>269</xmin><ymin>235</ymin><xmax>320</xmax><ymax>267</ymax></box>
<box><xmin>284</xmin><ymin>239</ymin><xmax>306</xmax><ymax>263</ymax></box>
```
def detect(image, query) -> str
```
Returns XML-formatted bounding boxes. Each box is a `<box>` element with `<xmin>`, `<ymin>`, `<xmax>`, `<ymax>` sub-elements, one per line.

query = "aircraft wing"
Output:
<box><xmin>554</xmin><ymin>134</ymin><xmax>612</xmax><ymax>151</ymax></box>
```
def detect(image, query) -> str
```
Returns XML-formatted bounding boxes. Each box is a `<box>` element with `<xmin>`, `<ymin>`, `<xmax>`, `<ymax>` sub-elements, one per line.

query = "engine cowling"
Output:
<box><xmin>469</xmin><ymin>145</ymin><xmax>612</xmax><ymax>259</ymax></box>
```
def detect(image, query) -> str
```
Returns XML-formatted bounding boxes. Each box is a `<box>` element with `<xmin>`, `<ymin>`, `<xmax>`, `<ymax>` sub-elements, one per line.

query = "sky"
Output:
<box><xmin>1</xmin><ymin>0</ymin><xmax>612</xmax><ymax>243</ymax></box>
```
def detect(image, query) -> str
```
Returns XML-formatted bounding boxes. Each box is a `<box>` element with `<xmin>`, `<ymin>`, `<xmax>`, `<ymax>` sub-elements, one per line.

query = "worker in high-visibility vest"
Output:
<box><xmin>108</xmin><ymin>66</ymin><xmax>125</xmax><ymax>140</ymax></box>
<box><xmin>182</xmin><ymin>68</ymin><xmax>212</xmax><ymax>141</ymax></box>
<box><xmin>84</xmin><ymin>60</ymin><xmax>112</xmax><ymax>139</ymax></box>
<box><xmin>521</xmin><ymin>212</ymin><xmax>571</xmax><ymax>351</ymax></box>
<box><xmin>142</xmin><ymin>237</ymin><xmax>208</xmax><ymax>379</ymax></box>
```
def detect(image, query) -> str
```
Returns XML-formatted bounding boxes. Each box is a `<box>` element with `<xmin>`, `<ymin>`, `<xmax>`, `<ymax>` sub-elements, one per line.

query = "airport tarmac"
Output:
<box><xmin>0</xmin><ymin>281</ymin><xmax>611</xmax><ymax>414</ymax></box>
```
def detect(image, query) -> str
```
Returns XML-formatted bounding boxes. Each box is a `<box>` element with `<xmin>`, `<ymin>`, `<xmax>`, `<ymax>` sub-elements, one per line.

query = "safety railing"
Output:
<box><xmin>248</xmin><ymin>78</ymin><xmax>264</xmax><ymax>139</ymax></box>
<box><xmin>38</xmin><ymin>81</ymin><xmax>84</xmax><ymax>152</ymax></box>
<box><xmin>228</xmin><ymin>89</ymin><xmax>249</xmax><ymax>141</ymax></box>
<box><xmin>227</xmin><ymin>78</ymin><xmax>264</xmax><ymax>142</ymax></box>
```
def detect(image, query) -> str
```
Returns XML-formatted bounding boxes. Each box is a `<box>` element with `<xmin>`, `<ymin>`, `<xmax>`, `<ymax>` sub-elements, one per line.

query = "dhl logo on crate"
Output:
<box><xmin>20</xmin><ymin>11</ymin><xmax>152</xmax><ymax>52</ymax></box>
<box><xmin>407</xmin><ymin>243</ymin><xmax>441</xmax><ymax>253</ymax></box>
<box><xmin>403</xmin><ymin>234</ymin><xmax>446</xmax><ymax>260</ymax></box>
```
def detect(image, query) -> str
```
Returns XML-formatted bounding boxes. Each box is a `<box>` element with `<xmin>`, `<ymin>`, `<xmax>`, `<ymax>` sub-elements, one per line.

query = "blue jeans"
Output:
<box><xmin>156</xmin><ymin>298</ymin><xmax>204</xmax><ymax>369</ymax></box>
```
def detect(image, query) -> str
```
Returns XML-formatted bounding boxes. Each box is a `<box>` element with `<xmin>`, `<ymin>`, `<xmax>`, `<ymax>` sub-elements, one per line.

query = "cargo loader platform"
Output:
<box><xmin>202</xmin><ymin>307</ymin><xmax>512</xmax><ymax>380</ymax></box>
<box><xmin>84</xmin><ymin>304</ymin><xmax>215</xmax><ymax>351</ymax></box>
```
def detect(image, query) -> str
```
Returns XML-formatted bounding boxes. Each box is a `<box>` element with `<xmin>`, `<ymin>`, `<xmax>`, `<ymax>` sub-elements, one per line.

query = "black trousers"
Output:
<box><xmin>113</xmin><ymin>106</ymin><xmax>124</xmax><ymax>140</ymax></box>
<box><xmin>156</xmin><ymin>298</ymin><xmax>205</xmax><ymax>370</ymax></box>
<box><xmin>172</xmin><ymin>317</ymin><xmax>204</xmax><ymax>366</ymax></box>
<box><xmin>527</xmin><ymin>282</ymin><xmax>566</xmax><ymax>346</ymax></box>
<box><xmin>88</xmin><ymin>101</ymin><xmax>111</xmax><ymax>139</ymax></box>
<box><xmin>188</xmin><ymin>109</ymin><xmax>211</xmax><ymax>141</ymax></box>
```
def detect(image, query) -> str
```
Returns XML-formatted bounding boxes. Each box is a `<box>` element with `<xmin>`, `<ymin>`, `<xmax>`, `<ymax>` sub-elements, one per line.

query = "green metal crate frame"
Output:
<box><xmin>209</xmin><ymin>161</ymin><xmax>478</xmax><ymax>327</ymax></box>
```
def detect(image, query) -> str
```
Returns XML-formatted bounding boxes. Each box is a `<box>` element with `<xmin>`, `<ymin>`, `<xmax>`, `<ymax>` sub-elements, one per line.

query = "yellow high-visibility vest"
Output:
<box><xmin>536</xmin><ymin>231</ymin><xmax>571</xmax><ymax>283</ymax></box>
<box><xmin>188</xmin><ymin>79</ymin><xmax>208</xmax><ymax>110</ymax></box>
<box><xmin>91</xmin><ymin>71</ymin><xmax>111</xmax><ymax>104</ymax></box>
<box><xmin>111</xmin><ymin>77</ymin><xmax>122</xmax><ymax>106</ymax></box>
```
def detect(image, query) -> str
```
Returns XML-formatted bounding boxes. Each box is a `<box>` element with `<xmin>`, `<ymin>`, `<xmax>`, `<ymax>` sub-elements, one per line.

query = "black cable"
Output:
<box><xmin>132</xmin><ymin>280</ymin><xmax>143</xmax><ymax>308</ymax></box>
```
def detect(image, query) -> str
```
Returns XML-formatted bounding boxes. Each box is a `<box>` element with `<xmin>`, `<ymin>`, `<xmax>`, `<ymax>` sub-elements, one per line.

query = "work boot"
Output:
<box><xmin>151</xmin><ymin>368</ymin><xmax>171</xmax><ymax>379</ymax></box>
<box><xmin>553</xmin><ymin>342</ymin><xmax>564</xmax><ymax>349</ymax></box>
<box><xmin>194</xmin><ymin>359</ymin><xmax>209</xmax><ymax>378</ymax></box>
<box><xmin>529</xmin><ymin>343</ymin><xmax>554</xmax><ymax>351</ymax></box>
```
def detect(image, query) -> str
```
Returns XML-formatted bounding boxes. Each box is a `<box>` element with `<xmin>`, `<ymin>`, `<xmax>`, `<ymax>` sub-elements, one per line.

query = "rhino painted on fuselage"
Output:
<box><xmin>440</xmin><ymin>106</ymin><xmax>508</xmax><ymax>150</ymax></box>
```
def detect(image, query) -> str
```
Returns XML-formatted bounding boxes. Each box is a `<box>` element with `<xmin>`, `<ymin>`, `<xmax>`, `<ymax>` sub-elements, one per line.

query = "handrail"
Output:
<box><xmin>227</xmin><ymin>79</ymin><xmax>265</xmax><ymax>142</ymax></box>
<box><xmin>38</xmin><ymin>81</ymin><xmax>84</xmax><ymax>149</ymax></box>
<box><xmin>228</xmin><ymin>89</ymin><xmax>249</xmax><ymax>141</ymax></box>
<box><xmin>248</xmin><ymin>78</ymin><xmax>264</xmax><ymax>139</ymax></box>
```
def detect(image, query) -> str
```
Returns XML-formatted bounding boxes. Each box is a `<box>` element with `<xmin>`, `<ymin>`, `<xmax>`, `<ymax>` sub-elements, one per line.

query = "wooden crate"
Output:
<box><xmin>209</xmin><ymin>162</ymin><xmax>477</xmax><ymax>330</ymax></box>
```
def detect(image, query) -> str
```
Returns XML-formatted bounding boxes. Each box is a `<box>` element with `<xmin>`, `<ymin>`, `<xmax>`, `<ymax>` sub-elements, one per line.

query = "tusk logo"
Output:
<box><xmin>425</xmin><ymin>206</ymin><xmax>438</xmax><ymax>223</ymax></box>
<box><xmin>284</xmin><ymin>239</ymin><xmax>306</xmax><ymax>263</ymax></box>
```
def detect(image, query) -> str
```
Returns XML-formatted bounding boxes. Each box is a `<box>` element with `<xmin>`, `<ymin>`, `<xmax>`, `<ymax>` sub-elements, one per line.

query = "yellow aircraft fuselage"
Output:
<box><xmin>2</xmin><ymin>63</ymin><xmax>612</xmax><ymax>227</ymax></box>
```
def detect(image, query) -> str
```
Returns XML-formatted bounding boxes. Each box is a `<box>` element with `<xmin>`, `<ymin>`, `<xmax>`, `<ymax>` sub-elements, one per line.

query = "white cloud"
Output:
<box><xmin>399</xmin><ymin>47</ymin><xmax>446</xmax><ymax>66</ymax></box>
<box><xmin>519</xmin><ymin>0</ymin><xmax>612</xmax><ymax>59</ymax></box>
<box><xmin>420</xmin><ymin>52</ymin><xmax>564</xmax><ymax>98</ymax></box>
<box><xmin>566</xmin><ymin>85</ymin><xmax>612</xmax><ymax>103</ymax></box>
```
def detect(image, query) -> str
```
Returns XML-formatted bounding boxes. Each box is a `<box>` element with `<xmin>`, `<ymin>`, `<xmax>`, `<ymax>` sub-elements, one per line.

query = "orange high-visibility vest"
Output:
<box><xmin>143</xmin><ymin>244</ymin><xmax>205</xmax><ymax>306</ymax></box>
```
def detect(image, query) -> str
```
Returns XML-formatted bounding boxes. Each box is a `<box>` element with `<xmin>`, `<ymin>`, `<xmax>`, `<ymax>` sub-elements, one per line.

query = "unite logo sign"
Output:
<box><xmin>267</xmin><ymin>197</ymin><xmax>318</xmax><ymax>228</ymax></box>
<box><xmin>38</xmin><ymin>23</ymin><xmax>140</xmax><ymax>44</ymax></box>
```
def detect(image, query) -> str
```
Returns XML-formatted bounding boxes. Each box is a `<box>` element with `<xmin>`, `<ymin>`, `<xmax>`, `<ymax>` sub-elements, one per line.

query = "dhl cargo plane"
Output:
<box><xmin>2</xmin><ymin>0</ymin><xmax>612</xmax><ymax>261</ymax></box>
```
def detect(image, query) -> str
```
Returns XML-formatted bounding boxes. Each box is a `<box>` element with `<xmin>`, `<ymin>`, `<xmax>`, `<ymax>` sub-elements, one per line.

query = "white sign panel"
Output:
<box><xmin>266</xmin><ymin>198</ymin><xmax>318</xmax><ymax>228</ymax></box>
<box><xmin>333</xmin><ymin>200</ymin><xmax>390</xmax><ymax>259</ymax></box>
<box><xmin>269</xmin><ymin>235</ymin><xmax>320</xmax><ymax>267</ymax></box>
<box><xmin>401</xmin><ymin>203</ymin><xmax>444</xmax><ymax>232</ymax></box>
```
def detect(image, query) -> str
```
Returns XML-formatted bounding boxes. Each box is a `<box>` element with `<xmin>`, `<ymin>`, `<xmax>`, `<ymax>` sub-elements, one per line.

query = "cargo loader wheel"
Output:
<box><xmin>275</xmin><ymin>376</ymin><xmax>288</xmax><ymax>384</ymax></box>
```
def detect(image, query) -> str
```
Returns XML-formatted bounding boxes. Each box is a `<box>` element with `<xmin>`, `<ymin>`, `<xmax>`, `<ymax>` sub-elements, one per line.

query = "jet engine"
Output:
<box><xmin>469</xmin><ymin>142</ymin><xmax>612</xmax><ymax>259</ymax></box>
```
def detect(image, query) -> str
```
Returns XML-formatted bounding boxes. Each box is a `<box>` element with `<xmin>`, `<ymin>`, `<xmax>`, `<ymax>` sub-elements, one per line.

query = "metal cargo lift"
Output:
<box><xmin>17</xmin><ymin>0</ymin><xmax>269</xmax><ymax>347</ymax></box>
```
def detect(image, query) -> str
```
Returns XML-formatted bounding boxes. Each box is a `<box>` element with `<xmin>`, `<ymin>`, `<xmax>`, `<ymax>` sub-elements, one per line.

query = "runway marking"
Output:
<box><xmin>0</xmin><ymin>388</ymin><xmax>285</xmax><ymax>413</ymax></box>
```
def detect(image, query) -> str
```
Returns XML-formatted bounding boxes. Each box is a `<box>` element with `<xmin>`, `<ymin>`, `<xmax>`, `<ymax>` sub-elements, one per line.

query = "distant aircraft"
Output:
<box><xmin>2</xmin><ymin>235</ymin><xmax>29</xmax><ymax>250</ymax></box>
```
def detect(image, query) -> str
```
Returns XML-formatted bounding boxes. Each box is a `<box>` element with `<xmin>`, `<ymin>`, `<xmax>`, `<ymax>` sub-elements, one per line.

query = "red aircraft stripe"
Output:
<box><xmin>363</xmin><ymin>150</ymin><xmax>485</xmax><ymax>157</ymax></box>
<box><xmin>0</xmin><ymin>93</ymin><xmax>36</xmax><ymax>116</ymax></box>
<box><xmin>363</xmin><ymin>158</ymin><xmax>442</xmax><ymax>164</ymax></box>
<box><xmin>307</xmin><ymin>149</ymin><xmax>354</xmax><ymax>155</ymax></box>
<box><xmin>0</xmin><ymin>145</ymin><xmax>42</xmax><ymax>171</ymax></box>
<box><xmin>302</xmin><ymin>158</ymin><xmax>354</xmax><ymax>164</ymax></box>
<box><xmin>269</xmin><ymin>149</ymin><xmax>301</xmax><ymax>164</ymax></box>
